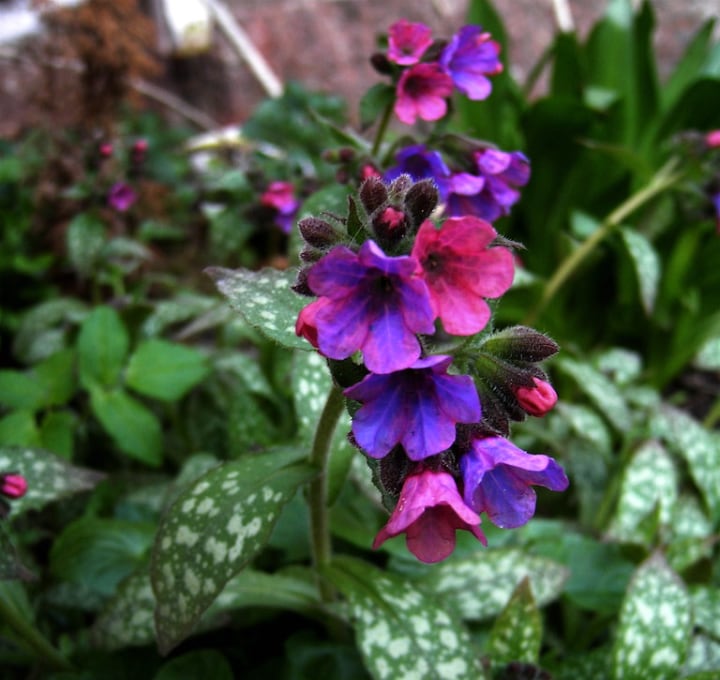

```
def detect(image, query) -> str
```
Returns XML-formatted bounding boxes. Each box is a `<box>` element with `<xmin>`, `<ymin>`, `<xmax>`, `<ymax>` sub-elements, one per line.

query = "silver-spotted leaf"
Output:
<box><xmin>326</xmin><ymin>556</ymin><xmax>482</xmax><ymax>680</ymax></box>
<box><xmin>0</xmin><ymin>447</ymin><xmax>104</xmax><ymax>518</ymax></box>
<box><xmin>690</xmin><ymin>586</ymin><xmax>720</xmax><ymax>640</ymax></box>
<box><xmin>695</xmin><ymin>336</ymin><xmax>720</xmax><ymax>370</ymax></box>
<box><xmin>682</xmin><ymin>634</ymin><xmax>720</xmax><ymax>678</ymax></box>
<box><xmin>606</xmin><ymin>440</ymin><xmax>678</xmax><ymax>545</ymax></box>
<box><xmin>151</xmin><ymin>448</ymin><xmax>316</xmax><ymax>653</ymax></box>
<box><xmin>487</xmin><ymin>577</ymin><xmax>541</xmax><ymax>664</ymax></box>
<box><xmin>420</xmin><ymin>548</ymin><xmax>568</xmax><ymax>621</ymax></box>
<box><xmin>620</xmin><ymin>227</ymin><xmax>660</xmax><ymax>314</ymax></box>
<box><xmin>0</xmin><ymin>524</ymin><xmax>33</xmax><ymax>581</ymax></box>
<box><xmin>206</xmin><ymin>267</ymin><xmax>309</xmax><ymax>350</ymax></box>
<box><xmin>612</xmin><ymin>553</ymin><xmax>691</xmax><ymax>680</ymax></box>
<box><xmin>556</xmin><ymin>403</ymin><xmax>612</xmax><ymax>454</ymax></box>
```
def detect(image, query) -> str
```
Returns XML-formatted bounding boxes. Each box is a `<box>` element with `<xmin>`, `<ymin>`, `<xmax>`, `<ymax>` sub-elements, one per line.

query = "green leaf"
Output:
<box><xmin>0</xmin><ymin>370</ymin><xmax>47</xmax><ymax>410</ymax></box>
<box><xmin>206</xmin><ymin>267</ymin><xmax>309</xmax><ymax>350</ymax></box>
<box><xmin>39</xmin><ymin>411</ymin><xmax>76</xmax><ymax>459</ymax></box>
<box><xmin>666</xmin><ymin>495</ymin><xmax>713</xmax><ymax>572</ymax></box>
<box><xmin>151</xmin><ymin>448</ymin><xmax>316</xmax><ymax>653</ymax></box>
<box><xmin>690</xmin><ymin>586</ymin><xmax>720</xmax><ymax>640</ymax></box>
<box><xmin>153</xmin><ymin>650</ymin><xmax>233</xmax><ymax>680</ymax></box>
<box><xmin>125</xmin><ymin>339</ymin><xmax>210</xmax><ymax>402</ymax></box>
<box><xmin>50</xmin><ymin>517</ymin><xmax>154</xmax><ymax>597</ymax></box>
<box><xmin>620</xmin><ymin>227</ymin><xmax>660</xmax><ymax>314</ymax></box>
<box><xmin>66</xmin><ymin>212</ymin><xmax>106</xmax><ymax>277</ymax></box>
<box><xmin>652</xmin><ymin>406</ymin><xmax>720</xmax><ymax>521</ymax></box>
<box><xmin>0</xmin><ymin>524</ymin><xmax>33</xmax><ymax>581</ymax></box>
<box><xmin>90</xmin><ymin>388</ymin><xmax>163</xmax><ymax>466</ymax></box>
<box><xmin>420</xmin><ymin>548</ymin><xmax>568</xmax><ymax>621</ymax></box>
<box><xmin>77</xmin><ymin>306</ymin><xmax>129</xmax><ymax>389</ymax></box>
<box><xmin>33</xmin><ymin>348</ymin><xmax>76</xmax><ymax>407</ymax></box>
<box><xmin>359</xmin><ymin>83</ymin><xmax>395</xmax><ymax>130</ymax></box>
<box><xmin>683</xmin><ymin>635</ymin><xmax>720</xmax><ymax>678</ymax></box>
<box><xmin>557</xmin><ymin>357</ymin><xmax>632</xmax><ymax>431</ymax></box>
<box><xmin>607</xmin><ymin>440</ymin><xmax>678</xmax><ymax>545</ymax></box>
<box><xmin>0</xmin><ymin>410</ymin><xmax>41</xmax><ymax>448</ymax></box>
<box><xmin>695</xmin><ymin>335</ymin><xmax>720</xmax><ymax>370</ymax></box>
<box><xmin>326</xmin><ymin>556</ymin><xmax>482</xmax><ymax>680</ymax></box>
<box><xmin>0</xmin><ymin>447</ymin><xmax>103</xmax><ymax>517</ymax></box>
<box><xmin>556</xmin><ymin>403</ymin><xmax>612</xmax><ymax>454</ymax></box>
<box><xmin>487</xmin><ymin>577</ymin><xmax>541</xmax><ymax>664</ymax></box>
<box><xmin>613</xmin><ymin>553</ymin><xmax>691</xmax><ymax>680</ymax></box>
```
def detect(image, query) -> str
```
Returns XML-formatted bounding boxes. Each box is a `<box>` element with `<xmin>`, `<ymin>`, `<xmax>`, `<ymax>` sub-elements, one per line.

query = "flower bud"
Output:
<box><xmin>514</xmin><ymin>377</ymin><xmax>557</xmax><ymax>417</ymax></box>
<box><xmin>480</xmin><ymin>326</ymin><xmax>559</xmax><ymax>363</ymax></box>
<box><xmin>292</xmin><ymin>267</ymin><xmax>315</xmax><ymax>296</ymax></box>
<box><xmin>359</xmin><ymin>176</ymin><xmax>388</xmax><ymax>215</ymax></box>
<box><xmin>298</xmin><ymin>217</ymin><xmax>340</xmax><ymax>249</ymax></box>
<box><xmin>369</xmin><ymin>52</ymin><xmax>393</xmax><ymax>75</ymax></box>
<box><xmin>372</xmin><ymin>206</ymin><xmax>407</xmax><ymax>245</ymax></box>
<box><xmin>299</xmin><ymin>245</ymin><xmax>323</xmax><ymax>263</ymax></box>
<box><xmin>99</xmin><ymin>142</ymin><xmax>113</xmax><ymax>158</ymax></box>
<box><xmin>403</xmin><ymin>178</ymin><xmax>438</xmax><ymax>227</ymax></box>
<box><xmin>0</xmin><ymin>474</ymin><xmax>27</xmax><ymax>499</ymax></box>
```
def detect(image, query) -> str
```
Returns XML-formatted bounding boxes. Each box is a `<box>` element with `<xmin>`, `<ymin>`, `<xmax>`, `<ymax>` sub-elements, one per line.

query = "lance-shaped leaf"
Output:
<box><xmin>606</xmin><ymin>440</ymin><xmax>678</xmax><ymax>545</ymax></box>
<box><xmin>620</xmin><ymin>227</ymin><xmax>660</xmax><ymax>314</ymax></box>
<box><xmin>682</xmin><ymin>634</ymin><xmax>720</xmax><ymax>678</ymax></box>
<box><xmin>151</xmin><ymin>448</ymin><xmax>317</xmax><ymax>654</ymax></box>
<box><xmin>326</xmin><ymin>556</ymin><xmax>482</xmax><ymax>680</ymax></box>
<box><xmin>0</xmin><ymin>447</ymin><xmax>103</xmax><ymax>518</ymax></box>
<box><xmin>206</xmin><ymin>267</ymin><xmax>309</xmax><ymax>350</ymax></box>
<box><xmin>487</xmin><ymin>577</ymin><xmax>542</xmax><ymax>665</ymax></box>
<box><xmin>0</xmin><ymin>524</ymin><xmax>33</xmax><ymax>581</ymax></box>
<box><xmin>652</xmin><ymin>406</ymin><xmax>720</xmax><ymax>522</ymax></box>
<box><xmin>420</xmin><ymin>548</ymin><xmax>568</xmax><ymax>621</ymax></box>
<box><xmin>691</xmin><ymin>586</ymin><xmax>720</xmax><ymax>640</ymax></box>
<box><xmin>612</xmin><ymin>553</ymin><xmax>691</xmax><ymax>680</ymax></box>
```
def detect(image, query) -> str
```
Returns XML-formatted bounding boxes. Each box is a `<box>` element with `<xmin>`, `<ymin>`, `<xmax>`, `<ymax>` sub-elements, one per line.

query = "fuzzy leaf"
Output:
<box><xmin>326</xmin><ymin>556</ymin><xmax>482</xmax><ymax>680</ymax></box>
<box><xmin>151</xmin><ymin>448</ymin><xmax>316</xmax><ymax>653</ymax></box>
<box><xmin>0</xmin><ymin>447</ymin><xmax>103</xmax><ymax>518</ymax></box>
<box><xmin>690</xmin><ymin>586</ymin><xmax>720</xmax><ymax>640</ymax></box>
<box><xmin>683</xmin><ymin>635</ymin><xmax>720</xmax><ymax>678</ymax></box>
<box><xmin>206</xmin><ymin>267</ymin><xmax>309</xmax><ymax>350</ymax></box>
<box><xmin>556</xmin><ymin>403</ymin><xmax>612</xmax><ymax>454</ymax></box>
<box><xmin>620</xmin><ymin>227</ymin><xmax>660</xmax><ymax>314</ymax></box>
<box><xmin>607</xmin><ymin>440</ymin><xmax>678</xmax><ymax>545</ymax></box>
<box><xmin>0</xmin><ymin>524</ymin><xmax>33</xmax><ymax>581</ymax></box>
<box><xmin>613</xmin><ymin>553</ymin><xmax>691</xmax><ymax>680</ymax></box>
<box><xmin>487</xmin><ymin>577</ymin><xmax>541</xmax><ymax>664</ymax></box>
<box><xmin>77</xmin><ymin>306</ymin><xmax>129</xmax><ymax>389</ymax></box>
<box><xmin>126</xmin><ymin>339</ymin><xmax>210</xmax><ymax>402</ymax></box>
<box><xmin>420</xmin><ymin>548</ymin><xmax>568</xmax><ymax>621</ymax></box>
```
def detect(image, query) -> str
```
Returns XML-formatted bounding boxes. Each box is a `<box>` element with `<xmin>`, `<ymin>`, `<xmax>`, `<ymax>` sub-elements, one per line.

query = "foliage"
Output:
<box><xmin>1</xmin><ymin>1</ymin><xmax>719</xmax><ymax>679</ymax></box>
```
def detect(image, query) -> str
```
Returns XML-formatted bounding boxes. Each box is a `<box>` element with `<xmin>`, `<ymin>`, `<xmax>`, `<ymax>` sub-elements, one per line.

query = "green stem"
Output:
<box><xmin>308</xmin><ymin>383</ymin><xmax>345</xmax><ymax>602</ymax></box>
<box><xmin>0</xmin><ymin>591</ymin><xmax>72</xmax><ymax>671</ymax></box>
<box><xmin>371</xmin><ymin>101</ymin><xmax>394</xmax><ymax>159</ymax></box>
<box><xmin>524</xmin><ymin>158</ymin><xmax>683</xmax><ymax>326</ymax></box>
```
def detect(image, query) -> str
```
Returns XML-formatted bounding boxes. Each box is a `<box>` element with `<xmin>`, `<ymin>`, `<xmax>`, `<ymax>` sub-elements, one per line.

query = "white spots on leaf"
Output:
<box><xmin>261</xmin><ymin>486</ymin><xmax>274</xmax><ymax>502</ymax></box>
<box><xmin>175</xmin><ymin>525</ymin><xmax>199</xmax><ymax>547</ymax></box>
<box><xmin>184</xmin><ymin>569</ymin><xmax>200</xmax><ymax>596</ymax></box>
<box><xmin>437</xmin><ymin>658</ymin><xmax>468</xmax><ymax>679</ymax></box>
<box><xmin>182</xmin><ymin>498</ymin><xmax>196</xmax><ymax>513</ymax></box>
<box><xmin>204</xmin><ymin>536</ymin><xmax>228</xmax><ymax>564</ymax></box>
<box><xmin>192</xmin><ymin>480</ymin><xmax>210</xmax><ymax>495</ymax></box>
<box><xmin>196</xmin><ymin>497</ymin><xmax>216</xmax><ymax>515</ymax></box>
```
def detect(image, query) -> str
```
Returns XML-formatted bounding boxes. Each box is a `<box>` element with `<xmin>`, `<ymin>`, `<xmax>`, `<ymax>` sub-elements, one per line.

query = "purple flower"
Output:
<box><xmin>261</xmin><ymin>181</ymin><xmax>299</xmax><ymax>234</ymax></box>
<box><xmin>107</xmin><ymin>182</ymin><xmax>137</xmax><ymax>212</ymax></box>
<box><xmin>344</xmin><ymin>355</ymin><xmax>481</xmax><ymax>460</ymax></box>
<box><xmin>446</xmin><ymin>149</ymin><xmax>530</xmax><ymax>222</ymax></box>
<box><xmin>373</xmin><ymin>468</ymin><xmax>486</xmax><ymax>563</ymax></box>
<box><xmin>711</xmin><ymin>192</ymin><xmax>720</xmax><ymax>234</ymax></box>
<box><xmin>306</xmin><ymin>240</ymin><xmax>435</xmax><ymax>374</ymax></box>
<box><xmin>394</xmin><ymin>63</ymin><xmax>454</xmax><ymax>125</ymax></box>
<box><xmin>461</xmin><ymin>436</ymin><xmax>568</xmax><ymax>529</ymax></box>
<box><xmin>387</xmin><ymin>19</ymin><xmax>433</xmax><ymax>65</ymax></box>
<box><xmin>384</xmin><ymin>145</ymin><xmax>451</xmax><ymax>200</ymax></box>
<box><xmin>440</xmin><ymin>25</ymin><xmax>503</xmax><ymax>100</ymax></box>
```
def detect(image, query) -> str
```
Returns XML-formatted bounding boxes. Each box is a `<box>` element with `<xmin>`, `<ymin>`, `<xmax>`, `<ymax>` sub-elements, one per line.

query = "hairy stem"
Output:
<box><xmin>524</xmin><ymin>158</ymin><xmax>682</xmax><ymax>326</ymax></box>
<box><xmin>308</xmin><ymin>383</ymin><xmax>345</xmax><ymax>602</ymax></box>
<box><xmin>371</xmin><ymin>101</ymin><xmax>394</xmax><ymax>159</ymax></box>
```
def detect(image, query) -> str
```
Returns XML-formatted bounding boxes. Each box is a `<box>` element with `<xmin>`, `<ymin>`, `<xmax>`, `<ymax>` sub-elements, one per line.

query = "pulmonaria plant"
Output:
<box><xmin>293</xmin><ymin>171</ymin><xmax>568</xmax><ymax>563</ymax></box>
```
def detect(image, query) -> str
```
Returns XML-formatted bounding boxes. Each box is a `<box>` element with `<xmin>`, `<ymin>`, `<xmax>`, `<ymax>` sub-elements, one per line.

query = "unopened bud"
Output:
<box><xmin>292</xmin><ymin>267</ymin><xmax>315</xmax><ymax>297</ymax></box>
<box><xmin>370</xmin><ymin>52</ymin><xmax>393</xmax><ymax>75</ymax></box>
<box><xmin>404</xmin><ymin>179</ymin><xmax>438</xmax><ymax>226</ymax></box>
<box><xmin>514</xmin><ymin>377</ymin><xmax>557</xmax><ymax>417</ymax></box>
<box><xmin>373</xmin><ymin>206</ymin><xmax>407</xmax><ymax>244</ymax></box>
<box><xmin>298</xmin><ymin>217</ymin><xmax>340</xmax><ymax>248</ymax></box>
<box><xmin>480</xmin><ymin>326</ymin><xmax>559</xmax><ymax>363</ymax></box>
<box><xmin>359</xmin><ymin>176</ymin><xmax>388</xmax><ymax>215</ymax></box>
<box><xmin>0</xmin><ymin>473</ymin><xmax>27</xmax><ymax>499</ymax></box>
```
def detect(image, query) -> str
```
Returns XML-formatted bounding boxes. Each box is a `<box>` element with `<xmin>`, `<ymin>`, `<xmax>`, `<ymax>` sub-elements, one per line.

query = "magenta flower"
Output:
<box><xmin>373</xmin><ymin>468</ymin><xmax>486</xmax><ymax>563</ymax></box>
<box><xmin>306</xmin><ymin>240</ymin><xmax>435</xmax><ymax>373</ymax></box>
<box><xmin>412</xmin><ymin>216</ymin><xmax>514</xmax><ymax>335</ymax></box>
<box><xmin>446</xmin><ymin>149</ymin><xmax>530</xmax><ymax>222</ymax></box>
<box><xmin>388</xmin><ymin>19</ymin><xmax>433</xmax><ymax>65</ymax></box>
<box><xmin>440</xmin><ymin>25</ymin><xmax>503</xmax><ymax>100</ymax></box>
<box><xmin>261</xmin><ymin>181</ymin><xmax>299</xmax><ymax>234</ymax></box>
<box><xmin>295</xmin><ymin>297</ymin><xmax>332</xmax><ymax>349</ymax></box>
<box><xmin>344</xmin><ymin>355</ymin><xmax>481</xmax><ymax>460</ymax></box>
<box><xmin>107</xmin><ymin>182</ymin><xmax>137</xmax><ymax>212</ymax></box>
<box><xmin>706</xmin><ymin>130</ymin><xmax>720</xmax><ymax>148</ymax></box>
<box><xmin>461</xmin><ymin>436</ymin><xmax>568</xmax><ymax>529</ymax></box>
<box><xmin>0</xmin><ymin>473</ymin><xmax>27</xmax><ymax>499</ymax></box>
<box><xmin>514</xmin><ymin>377</ymin><xmax>558</xmax><ymax>417</ymax></box>
<box><xmin>384</xmin><ymin>144</ymin><xmax>451</xmax><ymax>200</ymax></box>
<box><xmin>394</xmin><ymin>63</ymin><xmax>453</xmax><ymax>125</ymax></box>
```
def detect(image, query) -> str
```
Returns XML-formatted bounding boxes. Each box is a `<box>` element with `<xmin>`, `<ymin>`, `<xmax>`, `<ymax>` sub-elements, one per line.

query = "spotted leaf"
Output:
<box><xmin>0</xmin><ymin>447</ymin><xmax>103</xmax><ymax>518</ymax></box>
<box><xmin>151</xmin><ymin>447</ymin><xmax>317</xmax><ymax>653</ymax></box>
<box><xmin>420</xmin><ymin>548</ymin><xmax>568</xmax><ymax>621</ymax></box>
<box><xmin>206</xmin><ymin>267</ymin><xmax>309</xmax><ymax>350</ymax></box>
<box><xmin>326</xmin><ymin>556</ymin><xmax>482</xmax><ymax>680</ymax></box>
<box><xmin>487</xmin><ymin>577</ymin><xmax>542</xmax><ymax>664</ymax></box>
<box><xmin>612</xmin><ymin>553</ymin><xmax>691</xmax><ymax>680</ymax></box>
<box><xmin>0</xmin><ymin>524</ymin><xmax>33</xmax><ymax>581</ymax></box>
<box><xmin>620</xmin><ymin>227</ymin><xmax>660</xmax><ymax>314</ymax></box>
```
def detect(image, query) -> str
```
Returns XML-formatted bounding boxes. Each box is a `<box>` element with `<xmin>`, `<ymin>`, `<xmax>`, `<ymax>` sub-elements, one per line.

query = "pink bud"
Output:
<box><xmin>132</xmin><ymin>139</ymin><xmax>149</xmax><ymax>154</ymax></box>
<box><xmin>99</xmin><ymin>143</ymin><xmax>114</xmax><ymax>157</ymax></box>
<box><xmin>1</xmin><ymin>474</ymin><xmax>28</xmax><ymax>499</ymax></box>
<box><xmin>706</xmin><ymin>130</ymin><xmax>720</xmax><ymax>148</ymax></box>
<box><xmin>515</xmin><ymin>377</ymin><xmax>557</xmax><ymax>417</ymax></box>
<box><xmin>360</xmin><ymin>164</ymin><xmax>382</xmax><ymax>181</ymax></box>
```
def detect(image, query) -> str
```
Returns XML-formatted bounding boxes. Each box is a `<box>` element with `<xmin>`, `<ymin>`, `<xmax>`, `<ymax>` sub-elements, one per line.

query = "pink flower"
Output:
<box><xmin>706</xmin><ymin>130</ymin><xmax>720</xmax><ymax>148</ymax></box>
<box><xmin>515</xmin><ymin>377</ymin><xmax>557</xmax><ymax>416</ymax></box>
<box><xmin>387</xmin><ymin>19</ymin><xmax>433</xmax><ymax>65</ymax></box>
<box><xmin>107</xmin><ymin>182</ymin><xmax>137</xmax><ymax>212</ymax></box>
<box><xmin>373</xmin><ymin>468</ymin><xmax>486</xmax><ymax>563</ymax></box>
<box><xmin>295</xmin><ymin>297</ymin><xmax>332</xmax><ymax>349</ymax></box>
<box><xmin>261</xmin><ymin>181</ymin><xmax>299</xmax><ymax>234</ymax></box>
<box><xmin>0</xmin><ymin>473</ymin><xmax>27</xmax><ymax>499</ymax></box>
<box><xmin>394</xmin><ymin>63</ymin><xmax>453</xmax><ymax>125</ymax></box>
<box><xmin>411</xmin><ymin>216</ymin><xmax>514</xmax><ymax>335</ymax></box>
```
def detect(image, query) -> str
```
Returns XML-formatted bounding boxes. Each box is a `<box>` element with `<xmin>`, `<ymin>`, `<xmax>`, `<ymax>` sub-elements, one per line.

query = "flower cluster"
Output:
<box><xmin>381</xmin><ymin>20</ymin><xmax>503</xmax><ymax>125</ymax></box>
<box><xmin>294</xmin><ymin>174</ymin><xmax>567</xmax><ymax>563</ymax></box>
